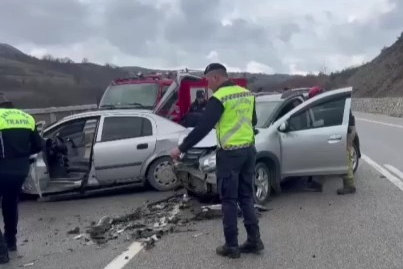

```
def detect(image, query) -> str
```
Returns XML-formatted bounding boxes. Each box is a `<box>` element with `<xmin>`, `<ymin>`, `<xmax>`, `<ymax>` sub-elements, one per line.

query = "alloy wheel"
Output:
<box><xmin>255</xmin><ymin>165</ymin><xmax>270</xmax><ymax>203</ymax></box>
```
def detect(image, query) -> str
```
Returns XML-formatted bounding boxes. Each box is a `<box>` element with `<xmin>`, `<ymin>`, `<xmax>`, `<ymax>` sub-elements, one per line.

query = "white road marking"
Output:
<box><xmin>362</xmin><ymin>155</ymin><xmax>403</xmax><ymax>192</ymax></box>
<box><xmin>103</xmin><ymin>242</ymin><xmax>143</xmax><ymax>269</ymax></box>
<box><xmin>384</xmin><ymin>164</ymin><xmax>403</xmax><ymax>181</ymax></box>
<box><xmin>356</xmin><ymin>117</ymin><xmax>403</xmax><ymax>129</ymax></box>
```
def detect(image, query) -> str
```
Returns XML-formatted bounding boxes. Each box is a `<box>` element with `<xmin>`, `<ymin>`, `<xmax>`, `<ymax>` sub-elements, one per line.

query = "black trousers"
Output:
<box><xmin>0</xmin><ymin>159</ymin><xmax>29</xmax><ymax>243</ymax></box>
<box><xmin>216</xmin><ymin>146</ymin><xmax>260</xmax><ymax>247</ymax></box>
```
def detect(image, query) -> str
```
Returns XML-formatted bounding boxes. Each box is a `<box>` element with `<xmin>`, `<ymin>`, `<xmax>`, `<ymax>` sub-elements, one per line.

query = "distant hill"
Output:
<box><xmin>0</xmin><ymin>45</ymin><xmax>297</xmax><ymax>108</ymax></box>
<box><xmin>345</xmin><ymin>33</ymin><xmax>403</xmax><ymax>97</ymax></box>
<box><xmin>0</xmin><ymin>33</ymin><xmax>402</xmax><ymax>108</ymax></box>
<box><xmin>0</xmin><ymin>44</ymin><xmax>130</xmax><ymax>108</ymax></box>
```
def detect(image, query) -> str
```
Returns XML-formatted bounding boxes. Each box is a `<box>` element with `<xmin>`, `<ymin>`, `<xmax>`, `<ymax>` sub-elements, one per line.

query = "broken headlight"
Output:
<box><xmin>199</xmin><ymin>151</ymin><xmax>216</xmax><ymax>173</ymax></box>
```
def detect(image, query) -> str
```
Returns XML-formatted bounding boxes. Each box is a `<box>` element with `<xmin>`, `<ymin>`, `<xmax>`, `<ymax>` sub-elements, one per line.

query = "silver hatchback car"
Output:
<box><xmin>174</xmin><ymin>87</ymin><xmax>360</xmax><ymax>204</ymax></box>
<box><xmin>23</xmin><ymin>109</ymin><xmax>187</xmax><ymax>197</ymax></box>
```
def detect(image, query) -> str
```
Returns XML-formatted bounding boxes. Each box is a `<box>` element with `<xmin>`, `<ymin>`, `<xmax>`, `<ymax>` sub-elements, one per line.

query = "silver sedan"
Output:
<box><xmin>23</xmin><ymin>109</ymin><xmax>188</xmax><ymax>197</ymax></box>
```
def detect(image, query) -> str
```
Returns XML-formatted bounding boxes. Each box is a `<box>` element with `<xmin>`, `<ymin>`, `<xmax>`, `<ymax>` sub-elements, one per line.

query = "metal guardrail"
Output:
<box><xmin>24</xmin><ymin>104</ymin><xmax>98</xmax><ymax>129</ymax></box>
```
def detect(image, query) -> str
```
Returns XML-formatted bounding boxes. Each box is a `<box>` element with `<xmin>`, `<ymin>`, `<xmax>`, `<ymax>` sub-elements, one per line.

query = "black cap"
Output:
<box><xmin>204</xmin><ymin>63</ymin><xmax>227</xmax><ymax>75</ymax></box>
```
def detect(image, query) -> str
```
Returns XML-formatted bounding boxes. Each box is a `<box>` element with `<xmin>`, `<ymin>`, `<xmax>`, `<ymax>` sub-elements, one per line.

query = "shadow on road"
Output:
<box><xmin>279</xmin><ymin>176</ymin><xmax>323</xmax><ymax>194</ymax></box>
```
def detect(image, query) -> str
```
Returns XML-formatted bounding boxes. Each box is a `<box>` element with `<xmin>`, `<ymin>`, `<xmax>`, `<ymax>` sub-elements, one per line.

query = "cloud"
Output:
<box><xmin>0</xmin><ymin>0</ymin><xmax>93</xmax><ymax>45</ymax></box>
<box><xmin>1</xmin><ymin>0</ymin><xmax>402</xmax><ymax>74</ymax></box>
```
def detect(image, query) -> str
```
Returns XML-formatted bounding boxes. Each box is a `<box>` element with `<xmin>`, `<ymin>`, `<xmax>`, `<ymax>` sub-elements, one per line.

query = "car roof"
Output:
<box><xmin>255</xmin><ymin>94</ymin><xmax>283</xmax><ymax>102</ymax></box>
<box><xmin>59</xmin><ymin>109</ymin><xmax>156</xmax><ymax>122</ymax></box>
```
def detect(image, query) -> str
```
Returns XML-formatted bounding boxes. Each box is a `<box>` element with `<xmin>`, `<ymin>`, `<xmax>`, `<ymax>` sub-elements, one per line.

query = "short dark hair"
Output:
<box><xmin>204</xmin><ymin>63</ymin><xmax>227</xmax><ymax>75</ymax></box>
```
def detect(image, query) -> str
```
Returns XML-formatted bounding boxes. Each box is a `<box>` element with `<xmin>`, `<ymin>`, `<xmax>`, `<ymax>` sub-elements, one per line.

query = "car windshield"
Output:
<box><xmin>99</xmin><ymin>83</ymin><xmax>159</xmax><ymax>109</ymax></box>
<box><xmin>255</xmin><ymin>100</ymin><xmax>282</xmax><ymax>128</ymax></box>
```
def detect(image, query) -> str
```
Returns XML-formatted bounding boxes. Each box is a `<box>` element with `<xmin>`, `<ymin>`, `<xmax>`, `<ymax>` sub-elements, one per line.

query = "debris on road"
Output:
<box><xmin>73</xmin><ymin>234</ymin><xmax>85</xmax><ymax>240</ymax></box>
<box><xmin>76</xmin><ymin>192</ymin><xmax>271</xmax><ymax>249</ymax></box>
<box><xmin>21</xmin><ymin>262</ymin><xmax>35</xmax><ymax>267</ymax></box>
<box><xmin>67</xmin><ymin>226</ymin><xmax>80</xmax><ymax>235</ymax></box>
<box><xmin>192</xmin><ymin>233</ymin><xmax>204</xmax><ymax>238</ymax></box>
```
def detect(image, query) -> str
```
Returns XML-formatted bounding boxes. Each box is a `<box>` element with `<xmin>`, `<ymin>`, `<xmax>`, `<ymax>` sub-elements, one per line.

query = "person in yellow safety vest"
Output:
<box><xmin>170</xmin><ymin>63</ymin><xmax>264</xmax><ymax>259</ymax></box>
<box><xmin>0</xmin><ymin>94</ymin><xmax>44</xmax><ymax>264</ymax></box>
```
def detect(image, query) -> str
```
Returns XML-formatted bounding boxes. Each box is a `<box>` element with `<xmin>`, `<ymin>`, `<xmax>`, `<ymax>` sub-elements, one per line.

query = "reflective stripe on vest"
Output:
<box><xmin>0</xmin><ymin>109</ymin><xmax>36</xmax><ymax>131</ymax></box>
<box><xmin>213</xmin><ymin>86</ymin><xmax>255</xmax><ymax>150</ymax></box>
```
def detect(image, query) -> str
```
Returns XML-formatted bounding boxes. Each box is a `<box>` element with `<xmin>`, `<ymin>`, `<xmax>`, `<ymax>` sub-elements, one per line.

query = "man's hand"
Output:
<box><xmin>170</xmin><ymin>147</ymin><xmax>181</xmax><ymax>160</ymax></box>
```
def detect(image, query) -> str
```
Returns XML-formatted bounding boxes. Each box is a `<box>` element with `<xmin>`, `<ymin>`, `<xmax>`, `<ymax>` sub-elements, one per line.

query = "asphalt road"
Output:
<box><xmin>2</xmin><ymin>111</ymin><xmax>403</xmax><ymax>269</ymax></box>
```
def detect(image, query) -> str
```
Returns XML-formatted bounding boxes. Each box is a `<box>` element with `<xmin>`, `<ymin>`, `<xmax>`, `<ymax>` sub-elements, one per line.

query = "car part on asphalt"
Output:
<box><xmin>71</xmin><ymin>192</ymin><xmax>271</xmax><ymax>249</ymax></box>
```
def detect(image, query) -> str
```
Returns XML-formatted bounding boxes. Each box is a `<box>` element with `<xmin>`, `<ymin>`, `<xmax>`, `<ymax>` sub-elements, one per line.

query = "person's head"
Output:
<box><xmin>203</xmin><ymin>63</ymin><xmax>229</xmax><ymax>92</ymax></box>
<box><xmin>196</xmin><ymin>90</ymin><xmax>205</xmax><ymax>103</ymax></box>
<box><xmin>308</xmin><ymin>86</ymin><xmax>324</xmax><ymax>99</ymax></box>
<box><xmin>0</xmin><ymin>93</ymin><xmax>13</xmax><ymax>108</ymax></box>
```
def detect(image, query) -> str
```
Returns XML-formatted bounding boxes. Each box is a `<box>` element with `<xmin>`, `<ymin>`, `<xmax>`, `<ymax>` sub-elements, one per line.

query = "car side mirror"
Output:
<box><xmin>278</xmin><ymin>121</ymin><xmax>289</xmax><ymax>132</ymax></box>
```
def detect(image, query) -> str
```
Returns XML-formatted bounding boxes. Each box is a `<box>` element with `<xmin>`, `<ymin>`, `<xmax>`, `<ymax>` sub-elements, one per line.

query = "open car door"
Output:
<box><xmin>275</xmin><ymin>87</ymin><xmax>353</xmax><ymax>177</ymax></box>
<box><xmin>22</xmin><ymin>152</ymin><xmax>49</xmax><ymax>197</ymax></box>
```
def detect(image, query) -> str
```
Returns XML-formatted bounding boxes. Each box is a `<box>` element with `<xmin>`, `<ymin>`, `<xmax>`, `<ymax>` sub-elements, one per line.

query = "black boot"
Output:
<box><xmin>240</xmin><ymin>225</ymin><xmax>264</xmax><ymax>253</ymax></box>
<box><xmin>6</xmin><ymin>236</ymin><xmax>17</xmax><ymax>252</ymax></box>
<box><xmin>216</xmin><ymin>245</ymin><xmax>241</xmax><ymax>259</ymax></box>
<box><xmin>0</xmin><ymin>232</ymin><xmax>10</xmax><ymax>264</ymax></box>
<box><xmin>239</xmin><ymin>239</ymin><xmax>264</xmax><ymax>253</ymax></box>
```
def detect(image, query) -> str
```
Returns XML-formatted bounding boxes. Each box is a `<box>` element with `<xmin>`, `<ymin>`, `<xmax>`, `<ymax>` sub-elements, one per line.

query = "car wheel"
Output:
<box><xmin>147</xmin><ymin>157</ymin><xmax>180</xmax><ymax>191</ymax></box>
<box><xmin>352</xmin><ymin>144</ymin><xmax>359</xmax><ymax>174</ymax></box>
<box><xmin>254</xmin><ymin>162</ymin><xmax>272</xmax><ymax>205</ymax></box>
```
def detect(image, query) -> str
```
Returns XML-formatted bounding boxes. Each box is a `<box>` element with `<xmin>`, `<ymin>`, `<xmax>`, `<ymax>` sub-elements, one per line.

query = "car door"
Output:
<box><xmin>92</xmin><ymin>115</ymin><xmax>157</xmax><ymax>184</ymax></box>
<box><xmin>278</xmin><ymin>87</ymin><xmax>352</xmax><ymax>177</ymax></box>
<box><xmin>44</xmin><ymin>117</ymin><xmax>99</xmax><ymax>161</ymax></box>
<box><xmin>25</xmin><ymin>116</ymin><xmax>100</xmax><ymax>196</ymax></box>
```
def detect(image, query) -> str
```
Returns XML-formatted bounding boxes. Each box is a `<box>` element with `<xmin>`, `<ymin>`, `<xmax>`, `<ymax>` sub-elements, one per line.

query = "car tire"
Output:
<box><xmin>352</xmin><ymin>144</ymin><xmax>360</xmax><ymax>174</ymax></box>
<box><xmin>146</xmin><ymin>157</ymin><xmax>180</xmax><ymax>192</ymax></box>
<box><xmin>254</xmin><ymin>162</ymin><xmax>272</xmax><ymax>205</ymax></box>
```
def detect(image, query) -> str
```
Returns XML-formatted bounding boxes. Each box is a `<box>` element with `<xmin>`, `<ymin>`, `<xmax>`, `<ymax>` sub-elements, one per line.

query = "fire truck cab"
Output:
<box><xmin>99</xmin><ymin>70</ymin><xmax>248</xmax><ymax>125</ymax></box>
<box><xmin>153</xmin><ymin>70</ymin><xmax>247</xmax><ymax>124</ymax></box>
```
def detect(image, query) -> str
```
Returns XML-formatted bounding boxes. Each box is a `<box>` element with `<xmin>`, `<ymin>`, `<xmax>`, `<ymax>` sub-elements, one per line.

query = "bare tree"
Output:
<box><xmin>60</xmin><ymin>57</ymin><xmax>74</xmax><ymax>64</ymax></box>
<box><xmin>42</xmin><ymin>54</ymin><xmax>54</xmax><ymax>61</ymax></box>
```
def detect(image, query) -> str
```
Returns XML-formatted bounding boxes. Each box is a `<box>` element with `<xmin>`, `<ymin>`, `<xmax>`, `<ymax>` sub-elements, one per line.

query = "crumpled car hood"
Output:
<box><xmin>178</xmin><ymin>128</ymin><xmax>263</xmax><ymax>148</ymax></box>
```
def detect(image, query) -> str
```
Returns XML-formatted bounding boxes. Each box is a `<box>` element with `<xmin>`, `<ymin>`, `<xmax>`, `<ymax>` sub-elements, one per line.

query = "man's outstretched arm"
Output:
<box><xmin>178</xmin><ymin>97</ymin><xmax>223</xmax><ymax>153</ymax></box>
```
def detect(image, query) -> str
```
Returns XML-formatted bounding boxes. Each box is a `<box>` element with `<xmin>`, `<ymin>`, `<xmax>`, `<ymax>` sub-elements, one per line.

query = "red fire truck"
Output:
<box><xmin>99</xmin><ymin>70</ymin><xmax>248</xmax><ymax>124</ymax></box>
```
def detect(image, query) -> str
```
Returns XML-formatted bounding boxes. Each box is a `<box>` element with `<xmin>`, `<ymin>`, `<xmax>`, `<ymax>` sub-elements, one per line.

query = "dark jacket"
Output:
<box><xmin>348</xmin><ymin>110</ymin><xmax>355</xmax><ymax>133</ymax></box>
<box><xmin>0</xmin><ymin>106</ymin><xmax>44</xmax><ymax>174</ymax></box>
<box><xmin>189</xmin><ymin>100</ymin><xmax>207</xmax><ymax>113</ymax></box>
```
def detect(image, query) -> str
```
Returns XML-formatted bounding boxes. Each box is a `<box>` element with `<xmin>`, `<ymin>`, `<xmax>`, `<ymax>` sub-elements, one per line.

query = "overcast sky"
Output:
<box><xmin>0</xmin><ymin>0</ymin><xmax>402</xmax><ymax>74</ymax></box>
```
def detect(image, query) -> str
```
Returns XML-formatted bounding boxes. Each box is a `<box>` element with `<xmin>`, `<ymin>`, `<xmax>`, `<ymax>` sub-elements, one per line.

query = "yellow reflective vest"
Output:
<box><xmin>0</xmin><ymin>109</ymin><xmax>36</xmax><ymax>131</ymax></box>
<box><xmin>213</xmin><ymin>85</ymin><xmax>255</xmax><ymax>150</ymax></box>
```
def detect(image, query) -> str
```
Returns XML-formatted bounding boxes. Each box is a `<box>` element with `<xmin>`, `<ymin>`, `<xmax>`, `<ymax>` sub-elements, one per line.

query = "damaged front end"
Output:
<box><xmin>174</xmin><ymin>129</ymin><xmax>219</xmax><ymax>198</ymax></box>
